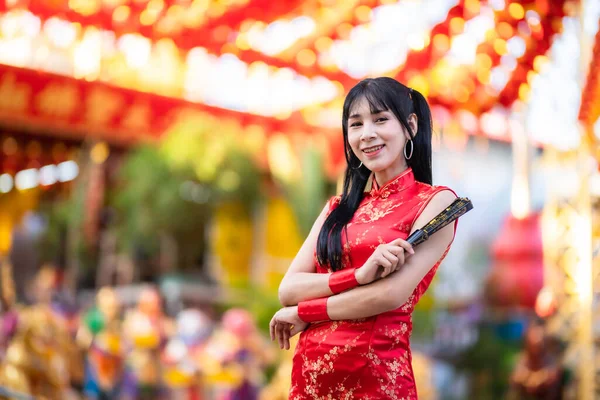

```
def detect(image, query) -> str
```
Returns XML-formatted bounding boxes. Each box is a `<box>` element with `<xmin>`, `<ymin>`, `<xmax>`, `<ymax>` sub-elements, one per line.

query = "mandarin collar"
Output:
<box><xmin>365</xmin><ymin>168</ymin><xmax>415</xmax><ymax>199</ymax></box>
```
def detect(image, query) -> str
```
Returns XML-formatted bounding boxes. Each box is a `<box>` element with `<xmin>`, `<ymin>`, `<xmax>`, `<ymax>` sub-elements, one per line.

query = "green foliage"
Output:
<box><xmin>36</xmin><ymin>162</ymin><xmax>93</xmax><ymax>271</ymax></box>
<box><xmin>213</xmin><ymin>148</ymin><xmax>262</xmax><ymax>206</ymax></box>
<box><xmin>455</xmin><ymin>323</ymin><xmax>521</xmax><ymax>399</ymax></box>
<box><xmin>160</xmin><ymin>118</ymin><xmax>262</xmax><ymax>209</ymax></box>
<box><xmin>36</xmin><ymin>198</ymin><xmax>71</xmax><ymax>264</ymax></box>
<box><xmin>276</xmin><ymin>147</ymin><xmax>328</xmax><ymax>236</ymax></box>
<box><xmin>112</xmin><ymin>117</ymin><xmax>263</xmax><ymax>264</ymax></box>
<box><xmin>112</xmin><ymin>145</ymin><xmax>209</xmax><ymax>255</ymax></box>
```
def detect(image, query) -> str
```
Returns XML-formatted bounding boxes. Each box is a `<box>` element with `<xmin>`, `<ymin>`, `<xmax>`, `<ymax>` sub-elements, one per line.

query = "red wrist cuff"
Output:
<box><xmin>298</xmin><ymin>298</ymin><xmax>329</xmax><ymax>323</ymax></box>
<box><xmin>329</xmin><ymin>268</ymin><xmax>359</xmax><ymax>294</ymax></box>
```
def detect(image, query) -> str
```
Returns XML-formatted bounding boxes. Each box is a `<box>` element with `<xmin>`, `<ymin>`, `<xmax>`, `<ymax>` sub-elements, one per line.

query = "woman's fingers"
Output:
<box><xmin>283</xmin><ymin>325</ymin><xmax>290</xmax><ymax>350</ymax></box>
<box><xmin>381</xmin><ymin>250</ymin><xmax>399</xmax><ymax>267</ymax></box>
<box><xmin>396</xmin><ymin>248</ymin><xmax>405</xmax><ymax>266</ymax></box>
<box><xmin>381</xmin><ymin>251</ymin><xmax>399</xmax><ymax>275</ymax></box>
<box><xmin>380</xmin><ymin>257</ymin><xmax>394</xmax><ymax>278</ymax></box>
<box><xmin>272</xmin><ymin>321</ymin><xmax>301</xmax><ymax>349</ymax></box>
<box><xmin>275</xmin><ymin>322</ymin><xmax>285</xmax><ymax>349</ymax></box>
<box><xmin>269</xmin><ymin>316</ymin><xmax>276</xmax><ymax>341</ymax></box>
<box><xmin>377</xmin><ymin>256</ymin><xmax>392</xmax><ymax>278</ymax></box>
<box><xmin>387</xmin><ymin>245</ymin><xmax>403</xmax><ymax>256</ymax></box>
<box><xmin>389</xmin><ymin>238</ymin><xmax>414</xmax><ymax>255</ymax></box>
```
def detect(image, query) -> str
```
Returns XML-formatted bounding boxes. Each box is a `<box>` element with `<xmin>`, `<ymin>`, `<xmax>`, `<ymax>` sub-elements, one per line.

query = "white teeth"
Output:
<box><xmin>364</xmin><ymin>145</ymin><xmax>383</xmax><ymax>153</ymax></box>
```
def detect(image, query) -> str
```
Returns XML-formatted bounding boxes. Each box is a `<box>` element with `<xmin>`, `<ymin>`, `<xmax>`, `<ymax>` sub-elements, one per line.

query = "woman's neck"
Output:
<box><xmin>374</xmin><ymin>164</ymin><xmax>409</xmax><ymax>188</ymax></box>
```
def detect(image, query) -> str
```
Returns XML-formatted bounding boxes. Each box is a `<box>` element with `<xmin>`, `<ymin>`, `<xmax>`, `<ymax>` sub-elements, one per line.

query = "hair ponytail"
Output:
<box><xmin>406</xmin><ymin>89</ymin><xmax>432</xmax><ymax>185</ymax></box>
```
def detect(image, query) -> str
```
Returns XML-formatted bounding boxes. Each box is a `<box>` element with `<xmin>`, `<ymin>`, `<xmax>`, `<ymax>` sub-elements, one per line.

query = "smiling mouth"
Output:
<box><xmin>363</xmin><ymin>145</ymin><xmax>384</xmax><ymax>154</ymax></box>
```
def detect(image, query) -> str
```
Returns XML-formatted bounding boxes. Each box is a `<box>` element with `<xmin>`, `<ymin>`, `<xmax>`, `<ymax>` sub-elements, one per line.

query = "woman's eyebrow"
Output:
<box><xmin>349</xmin><ymin>109</ymin><xmax>386</xmax><ymax>119</ymax></box>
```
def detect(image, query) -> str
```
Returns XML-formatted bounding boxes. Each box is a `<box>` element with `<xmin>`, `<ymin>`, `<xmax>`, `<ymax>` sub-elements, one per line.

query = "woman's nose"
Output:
<box><xmin>361</xmin><ymin>124</ymin><xmax>376</xmax><ymax>140</ymax></box>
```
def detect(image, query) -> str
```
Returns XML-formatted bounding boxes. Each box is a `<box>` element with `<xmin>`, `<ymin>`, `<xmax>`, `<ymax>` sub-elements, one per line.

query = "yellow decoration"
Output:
<box><xmin>0</xmin><ymin>73</ymin><xmax>30</xmax><ymax>113</ymax></box>
<box><xmin>213</xmin><ymin>201</ymin><xmax>254</xmax><ymax>287</ymax></box>
<box><xmin>412</xmin><ymin>352</ymin><xmax>438</xmax><ymax>399</ymax></box>
<box><xmin>508</xmin><ymin>3</ymin><xmax>525</xmax><ymax>20</ymax></box>
<box><xmin>476</xmin><ymin>53</ymin><xmax>493</xmax><ymax>71</ymax></box>
<box><xmin>113</xmin><ymin>5</ymin><xmax>130</xmax><ymax>22</ymax></box>
<box><xmin>493</xmin><ymin>38</ymin><xmax>508</xmax><ymax>56</ymax></box>
<box><xmin>90</xmin><ymin>141</ymin><xmax>110</xmax><ymax>164</ymax></box>
<box><xmin>140</xmin><ymin>9</ymin><xmax>159</xmax><ymax>26</ymax></box>
<box><xmin>96</xmin><ymin>331</ymin><xmax>123</xmax><ymax>355</ymax></box>
<box><xmin>533</xmin><ymin>55</ymin><xmax>549</xmax><ymax>72</ymax></box>
<box><xmin>453</xmin><ymin>85</ymin><xmax>470</xmax><ymax>103</ymax></box>
<box><xmin>203</xmin><ymin>365</ymin><xmax>243</xmax><ymax>386</ymax></box>
<box><xmin>85</xmin><ymin>87</ymin><xmax>124</xmax><ymax>126</ymax></box>
<box><xmin>0</xmin><ymin>305</ymin><xmax>73</xmax><ymax>398</ymax></box>
<box><xmin>464</xmin><ymin>0</ymin><xmax>480</xmax><ymax>15</ymax></box>
<box><xmin>297</xmin><ymin>49</ymin><xmax>317</xmax><ymax>67</ymax></box>
<box><xmin>519</xmin><ymin>83</ymin><xmax>530</xmax><ymax>102</ymax></box>
<box><xmin>335</xmin><ymin>22</ymin><xmax>354</xmax><ymax>40</ymax></box>
<box><xmin>432</xmin><ymin>34</ymin><xmax>450</xmax><ymax>53</ymax></box>
<box><xmin>407</xmin><ymin>75</ymin><xmax>430</xmax><ymax>98</ymax></box>
<box><xmin>235</xmin><ymin>34</ymin><xmax>251</xmax><ymax>51</ymax></box>
<box><xmin>35</xmin><ymin>82</ymin><xmax>79</xmax><ymax>118</ymax></box>
<box><xmin>69</xmin><ymin>0</ymin><xmax>101</xmax><ymax>16</ymax></box>
<box><xmin>0</xmin><ymin>190</ymin><xmax>40</xmax><ymax>253</ymax></box>
<box><xmin>497</xmin><ymin>22</ymin><xmax>514</xmax><ymax>39</ymax></box>
<box><xmin>315</xmin><ymin>36</ymin><xmax>333</xmax><ymax>53</ymax></box>
<box><xmin>354</xmin><ymin>5</ymin><xmax>372</xmax><ymax>23</ymax></box>
<box><xmin>163</xmin><ymin>367</ymin><xmax>196</xmax><ymax>387</ymax></box>
<box><xmin>263</xmin><ymin>197</ymin><xmax>304</xmax><ymax>290</ymax></box>
<box><xmin>477</xmin><ymin>68</ymin><xmax>490</xmax><ymax>84</ymax></box>
<box><xmin>121</xmin><ymin>102</ymin><xmax>152</xmax><ymax>131</ymax></box>
<box><xmin>449</xmin><ymin>17</ymin><xmax>465</xmax><ymax>35</ymax></box>
<box><xmin>267</xmin><ymin>135</ymin><xmax>301</xmax><ymax>185</ymax></box>
<box><xmin>259</xmin><ymin>335</ymin><xmax>299</xmax><ymax>400</ymax></box>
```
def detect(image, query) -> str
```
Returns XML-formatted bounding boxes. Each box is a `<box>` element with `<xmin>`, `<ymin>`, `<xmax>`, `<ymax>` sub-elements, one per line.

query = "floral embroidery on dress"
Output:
<box><xmin>290</xmin><ymin>169</ymin><xmax>457</xmax><ymax>400</ymax></box>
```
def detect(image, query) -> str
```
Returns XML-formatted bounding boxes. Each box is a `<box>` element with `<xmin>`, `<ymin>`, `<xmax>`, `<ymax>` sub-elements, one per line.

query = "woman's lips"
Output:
<box><xmin>362</xmin><ymin>144</ymin><xmax>384</xmax><ymax>158</ymax></box>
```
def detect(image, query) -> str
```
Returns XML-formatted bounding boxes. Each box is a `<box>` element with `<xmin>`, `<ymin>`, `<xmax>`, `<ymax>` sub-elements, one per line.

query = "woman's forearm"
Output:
<box><xmin>278</xmin><ymin>272</ymin><xmax>333</xmax><ymax>306</ymax></box>
<box><xmin>325</xmin><ymin>278</ymin><xmax>397</xmax><ymax>320</ymax></box>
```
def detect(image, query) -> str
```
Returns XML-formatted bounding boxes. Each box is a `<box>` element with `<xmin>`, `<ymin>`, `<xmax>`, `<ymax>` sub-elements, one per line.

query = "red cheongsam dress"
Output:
<box><xmin>289</xmin><ymin>167</ymin><xmax>457</xmax><ymax>400</ymax></box>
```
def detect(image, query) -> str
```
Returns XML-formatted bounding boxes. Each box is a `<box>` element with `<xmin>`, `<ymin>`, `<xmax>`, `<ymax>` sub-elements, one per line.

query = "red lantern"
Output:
<box><xmin>485</xmin><ymin>212</ymin><xmax>544</xmax><ymax>309</ymax></box>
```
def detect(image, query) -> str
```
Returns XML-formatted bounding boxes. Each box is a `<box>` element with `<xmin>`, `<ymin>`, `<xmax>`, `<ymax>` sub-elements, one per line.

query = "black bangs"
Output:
<box><xmin>348</xmin><ymin>89</ymin><xmax>391</xmax><ymax>117</ymax></box>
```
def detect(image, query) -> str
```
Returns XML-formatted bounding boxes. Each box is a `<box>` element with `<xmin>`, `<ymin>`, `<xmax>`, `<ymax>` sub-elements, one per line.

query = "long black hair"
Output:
<box><xmin>316</xmin><ymin>77</ymin><xmax>433</xmax><ymax>271</ymax></box>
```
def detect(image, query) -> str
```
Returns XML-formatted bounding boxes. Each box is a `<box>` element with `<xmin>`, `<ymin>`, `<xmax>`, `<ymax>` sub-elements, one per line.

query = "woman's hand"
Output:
<box><xmin>355</xmin><ymin>238</ymin><xmax>414</xmax><ymax>285</ymax></box>
<box><xmin>269</xmin><ymin>306</ymin><xmax>308</xmax><ymax>350</ymax></box>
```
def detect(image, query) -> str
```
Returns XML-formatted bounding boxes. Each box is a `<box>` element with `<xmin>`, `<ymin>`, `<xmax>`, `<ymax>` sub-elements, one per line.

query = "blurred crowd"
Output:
<box><xmin>0</xmin><ymin>262</ymin><xmax>289</xmax><ymax>400</ymax></box>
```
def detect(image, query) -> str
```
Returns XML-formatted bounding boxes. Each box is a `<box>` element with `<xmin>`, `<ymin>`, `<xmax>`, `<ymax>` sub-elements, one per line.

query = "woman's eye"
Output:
<box><xmin>350</xmin><ymin>122</ymin><xmax>362</xmax><ymax>127</ymax></box>
<box><xmin>376</xmin><ymin>117</ymin><xmax>388</xmax><ymax>123</ymax></box>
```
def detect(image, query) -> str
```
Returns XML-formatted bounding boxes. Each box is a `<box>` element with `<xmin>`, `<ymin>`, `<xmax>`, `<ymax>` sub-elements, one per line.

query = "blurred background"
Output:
<box><xmin>0</xmin><ymin>0</ymin><xmax>599</xmax><ymax>399</ymax></box>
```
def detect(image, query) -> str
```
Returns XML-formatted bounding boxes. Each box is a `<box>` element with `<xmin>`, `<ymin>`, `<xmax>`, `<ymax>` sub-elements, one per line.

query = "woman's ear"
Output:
<box><xmin>406</xmin><ymin>113</ymin><xmax>418</xmax><ymax>139</ymax></box>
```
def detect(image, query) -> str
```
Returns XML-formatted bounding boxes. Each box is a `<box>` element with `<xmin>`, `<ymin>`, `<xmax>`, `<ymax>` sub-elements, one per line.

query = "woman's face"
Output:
<box><xmin>347</xmin><ymin>96</ymin><xmax>417</xmax><ymax>177</ymax></box>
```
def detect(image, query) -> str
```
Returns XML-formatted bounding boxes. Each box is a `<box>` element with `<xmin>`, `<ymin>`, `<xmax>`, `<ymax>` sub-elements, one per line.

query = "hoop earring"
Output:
<box><xmin>404</xmin><ymin>139</ymin><xmax>413</xmax><ymax>160</ymax></box>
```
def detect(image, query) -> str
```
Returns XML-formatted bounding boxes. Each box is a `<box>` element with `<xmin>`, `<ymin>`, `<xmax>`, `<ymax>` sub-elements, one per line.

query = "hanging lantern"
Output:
<box><xmin>485</xmin><ymin>212</ymin><xmax>544</xmax><ymax>309</ymax></box>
